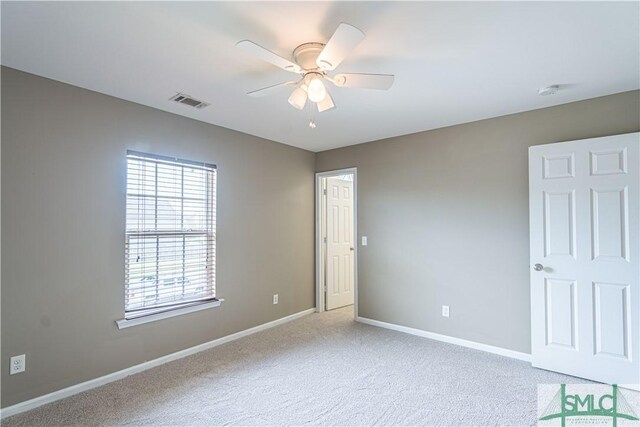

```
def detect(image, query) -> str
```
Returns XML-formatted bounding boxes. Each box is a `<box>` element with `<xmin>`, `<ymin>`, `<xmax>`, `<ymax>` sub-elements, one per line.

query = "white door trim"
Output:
<box><xmin>315</xmin><ymin>168</ymin><xmax>358</xmax><ymax>317</ymax></box>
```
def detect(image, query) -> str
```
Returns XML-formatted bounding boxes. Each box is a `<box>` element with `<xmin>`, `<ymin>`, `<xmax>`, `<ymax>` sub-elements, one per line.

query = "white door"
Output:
<box><xmin>326</xmin><ymin>176</ymin><xmax>355</xmax><ymax>310</ymax></box>
<box><xmin>529</xmin><ymin>133</ymin><xmax>639</xmax><ymax>387</ymax></box>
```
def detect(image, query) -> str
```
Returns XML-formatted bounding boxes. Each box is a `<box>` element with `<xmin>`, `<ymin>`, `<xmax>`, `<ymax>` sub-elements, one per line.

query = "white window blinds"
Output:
<box><xmin>125</xmin><ymin>150</ymin><xmax>216</xmax><ymax>319</ymax></box>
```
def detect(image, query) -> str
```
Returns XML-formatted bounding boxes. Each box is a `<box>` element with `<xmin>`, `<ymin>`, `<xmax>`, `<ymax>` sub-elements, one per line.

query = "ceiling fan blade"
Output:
<box><xmin>317</xmin><ymin>92</ymin><xmax>335</xmax><ymax>113</ymax></box>
<box><xmin>316</xmin><ymin>23</ymin><xmax>365</xmax><ymax>71</ymax></box>
<box><xmin>247</xmin><ymin>81</ymin><xmax>298</xmax><ymax>97</ymax></box>
<box><xmin>332</xmin><ymin>73</ymin><xmax>394</xmax><ymax>90</ymax></box>
<box><xmin>236</xmin><ymin>40</ymin><xmax>301</xmax><ymax>73</ymax></box>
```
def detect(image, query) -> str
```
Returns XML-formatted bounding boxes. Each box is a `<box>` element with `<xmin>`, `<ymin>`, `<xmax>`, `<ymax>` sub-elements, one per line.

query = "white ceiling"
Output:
<box><xmin>2</xmin><ymin>1</ymin><xmax>639</xmax><ymax>152</ymax></box>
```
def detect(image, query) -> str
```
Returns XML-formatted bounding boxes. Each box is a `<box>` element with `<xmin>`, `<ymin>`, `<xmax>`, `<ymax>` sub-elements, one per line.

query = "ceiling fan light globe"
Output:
<box><xmin>288</xmin><ymin>87</ymin><xmax>308</xmax><ymax>110</ymax></box>
<box><xmin>307</xmin><ymin>78</ymin><xmax>327</xmax><ymax>103</ymax></box>
<box><xmin>317</xmin><ymin>92</ymin><xmax>335</xmax><ymax>113</ymax></box>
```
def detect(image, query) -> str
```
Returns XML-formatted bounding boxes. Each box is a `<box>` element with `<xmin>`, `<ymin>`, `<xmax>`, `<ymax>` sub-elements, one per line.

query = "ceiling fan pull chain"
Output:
<box><xmin>308</xmin><ymin>100</ymin><xmax>317</xmax><ymax>129</ymax></box>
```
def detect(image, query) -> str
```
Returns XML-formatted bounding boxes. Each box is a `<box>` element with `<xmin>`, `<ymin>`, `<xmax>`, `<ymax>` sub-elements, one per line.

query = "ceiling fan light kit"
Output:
<box><xmin>237</xmin><ymin>23</ymin><xmax>395</xmax><ymax>126</ymax></box>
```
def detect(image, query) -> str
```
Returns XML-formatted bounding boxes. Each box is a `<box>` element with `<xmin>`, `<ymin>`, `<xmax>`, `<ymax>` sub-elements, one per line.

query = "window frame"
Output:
<box><xmin>118</xmin><ymin>150</ymin><xmax>219</xmax><ymax>327</ymax></box>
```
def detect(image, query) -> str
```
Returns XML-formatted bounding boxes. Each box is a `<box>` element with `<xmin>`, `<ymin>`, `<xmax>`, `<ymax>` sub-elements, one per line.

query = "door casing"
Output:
<box><xmin>315</xmin><ymin>168</ymin><xmax>358</xmax><ymax>315</ymax></box>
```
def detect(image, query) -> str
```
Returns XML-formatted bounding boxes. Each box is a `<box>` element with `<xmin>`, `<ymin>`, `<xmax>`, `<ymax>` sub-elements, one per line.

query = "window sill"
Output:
<box><xmin>115</xmin><ymin>299</ymin><xmax>224</xmax><ymax>330</ymax></box>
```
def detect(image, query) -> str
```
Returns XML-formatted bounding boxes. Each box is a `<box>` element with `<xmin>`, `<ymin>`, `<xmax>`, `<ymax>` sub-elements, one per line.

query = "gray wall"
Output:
<box><xmin>1</xmin><ymin>67</ymin><xmax>315</xmax><ymax>407</ymax></box>
<box><xmin>3</xmin><ymin>65</ymin><xmax>639</xmax><ymax>409</ymax></box>
<box><xmin>317</xmin><ymin>90</ymin><xmax>640</xmax><ymax>354</ymax></box>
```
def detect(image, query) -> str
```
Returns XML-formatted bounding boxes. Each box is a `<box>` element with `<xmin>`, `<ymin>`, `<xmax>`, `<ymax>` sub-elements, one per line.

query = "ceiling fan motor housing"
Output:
<box><xmin>292</xmin><ymin>42</ymin><xmax>326</xmax><ymax>71</ymax></box>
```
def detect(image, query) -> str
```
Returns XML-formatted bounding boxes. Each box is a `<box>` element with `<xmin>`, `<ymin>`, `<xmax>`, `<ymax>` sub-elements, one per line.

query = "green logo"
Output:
<box><xmin>539</xmin><ymin>384</ymin><xmax>638</xmax><ymax>426</ymax></box>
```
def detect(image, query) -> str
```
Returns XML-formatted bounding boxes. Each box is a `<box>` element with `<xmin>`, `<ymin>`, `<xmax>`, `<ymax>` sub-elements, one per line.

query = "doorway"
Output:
<box><xmin>316</xmin><ymin>168</ymin><xmax>357</xmax><ymax>316</ymax></box>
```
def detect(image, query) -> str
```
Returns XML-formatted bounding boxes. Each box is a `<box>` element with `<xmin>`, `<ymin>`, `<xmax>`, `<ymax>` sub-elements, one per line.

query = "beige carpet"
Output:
<box><xmin>2</xmin><ymin>306</ymin><xmax>584</xmax><ymax>426</ymax></box>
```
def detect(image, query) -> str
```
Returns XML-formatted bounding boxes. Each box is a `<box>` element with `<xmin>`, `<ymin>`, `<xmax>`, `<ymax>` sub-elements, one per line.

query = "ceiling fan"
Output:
<box><xmin>236</xmin><ymin>23</ymin><xmax>394</xmax><ymax>113</ymax></box>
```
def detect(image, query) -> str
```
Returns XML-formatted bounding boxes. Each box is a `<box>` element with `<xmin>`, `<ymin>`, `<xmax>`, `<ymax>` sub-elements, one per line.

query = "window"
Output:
<box><xmin>125</xmin><ymin>150</ymin><xmax>216</xmax><ymax>319</ymax></box>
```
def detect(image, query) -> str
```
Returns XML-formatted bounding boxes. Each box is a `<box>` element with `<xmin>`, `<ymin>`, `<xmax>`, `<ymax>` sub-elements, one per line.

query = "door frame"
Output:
<box><xmin>315</xmin><ymin>168</ymin><xmax>358</xmax><ymax>317</ymax></box>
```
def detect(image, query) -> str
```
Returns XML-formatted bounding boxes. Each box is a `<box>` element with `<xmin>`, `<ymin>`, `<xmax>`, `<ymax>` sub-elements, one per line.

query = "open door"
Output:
<box><xmin>325</xmin><ymin>176</ymin><xmax>355</xmax><ymax>311</ymax></box>
<box><xmin>529</xmin><ymin>133</ymin><xmax>639</xmax><ymax>387</ymax></box>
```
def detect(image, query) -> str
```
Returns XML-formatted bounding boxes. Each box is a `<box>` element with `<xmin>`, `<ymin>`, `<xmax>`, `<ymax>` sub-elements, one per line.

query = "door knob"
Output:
<box><xmin>350</xmin><ymin>247</ymin><xmax>354</xmax><ymax>251</ymax></box>
<box><xmin>533</xmin><ymin>263</ymin><xmax>544</xmax><ymax>271</ymax></box>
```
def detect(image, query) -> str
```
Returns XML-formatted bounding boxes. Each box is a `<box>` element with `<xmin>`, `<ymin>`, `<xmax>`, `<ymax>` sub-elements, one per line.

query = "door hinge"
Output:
<box><xmin>323</xmin><ymin>237</ymin><xmax>327</xmax><ymax>243</ymax></box>
<box><xmin>323</xmin><ymin>189</ymin><xmax>327</xmax><ymax>195</ymax></box>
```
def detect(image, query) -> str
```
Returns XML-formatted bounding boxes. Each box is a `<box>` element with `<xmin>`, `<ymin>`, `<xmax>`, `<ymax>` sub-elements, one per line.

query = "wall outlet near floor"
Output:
<box><xmin>273</xmin><ymin>294</ymin><xmax>279</xmax><ymax>305</ymax></box>
<box><xmin>442</xmin><ymin>305</ymin><xmax>450</xmax><ymax>318</ymax></box>
<box><xmin>10</xmin><ymin>354</ymin><xmax>25</xmax><ymax>375</ymax></box>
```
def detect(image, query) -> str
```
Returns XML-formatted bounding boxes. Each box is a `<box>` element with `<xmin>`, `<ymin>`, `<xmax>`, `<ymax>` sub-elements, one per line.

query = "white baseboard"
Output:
<box><xmin>0</xmin><ymin>308</ymin><xmax>316</xmax><ymax>419</ymax></box>
<box><xmin>356</xmin><ymin>316</ymin><xmax>531</xmax><ymax>362</ymax></box>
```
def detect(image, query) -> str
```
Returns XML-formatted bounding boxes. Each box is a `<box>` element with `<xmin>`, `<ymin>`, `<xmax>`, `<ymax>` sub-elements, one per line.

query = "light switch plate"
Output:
<box><xmin>362</xmin><ymin>236</ymin><xmax>367</xmax><ymax>246</ymax></box>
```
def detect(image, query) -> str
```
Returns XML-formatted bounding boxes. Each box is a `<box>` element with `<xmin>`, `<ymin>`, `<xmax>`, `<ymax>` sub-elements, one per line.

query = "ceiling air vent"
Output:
<box><xmin>169</xmin><ymin>93</ymin><xmax>210</xmax><ymax>109</ymax></box>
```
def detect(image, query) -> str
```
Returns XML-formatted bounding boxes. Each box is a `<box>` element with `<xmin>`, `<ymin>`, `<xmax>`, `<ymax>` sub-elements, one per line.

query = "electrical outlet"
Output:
<box><xmin>273</xmin><ymin>294</ymin><xmax>278</xmax><ymax>305</ymax></box>
<box><xmin>442</xmin><ymin>305</ymin><xmax>450</xmax><ymax>318</ymax></box>
<box><xmin>361</xmin><ymin>236</ymin><xmax>367</xmax><ymax>246</ymax></box>
<box><xmin>10</xmin><ymin>354</ymin><xmax>25</xmax><ymax>375</ymax></box>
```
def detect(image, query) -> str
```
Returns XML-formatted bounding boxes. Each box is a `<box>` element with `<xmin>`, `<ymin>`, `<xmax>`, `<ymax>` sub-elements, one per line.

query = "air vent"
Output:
<box><xmin>169</xmin><ymin>93</ymin><xmax>210</xmax><ymax>109</ymax></box>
